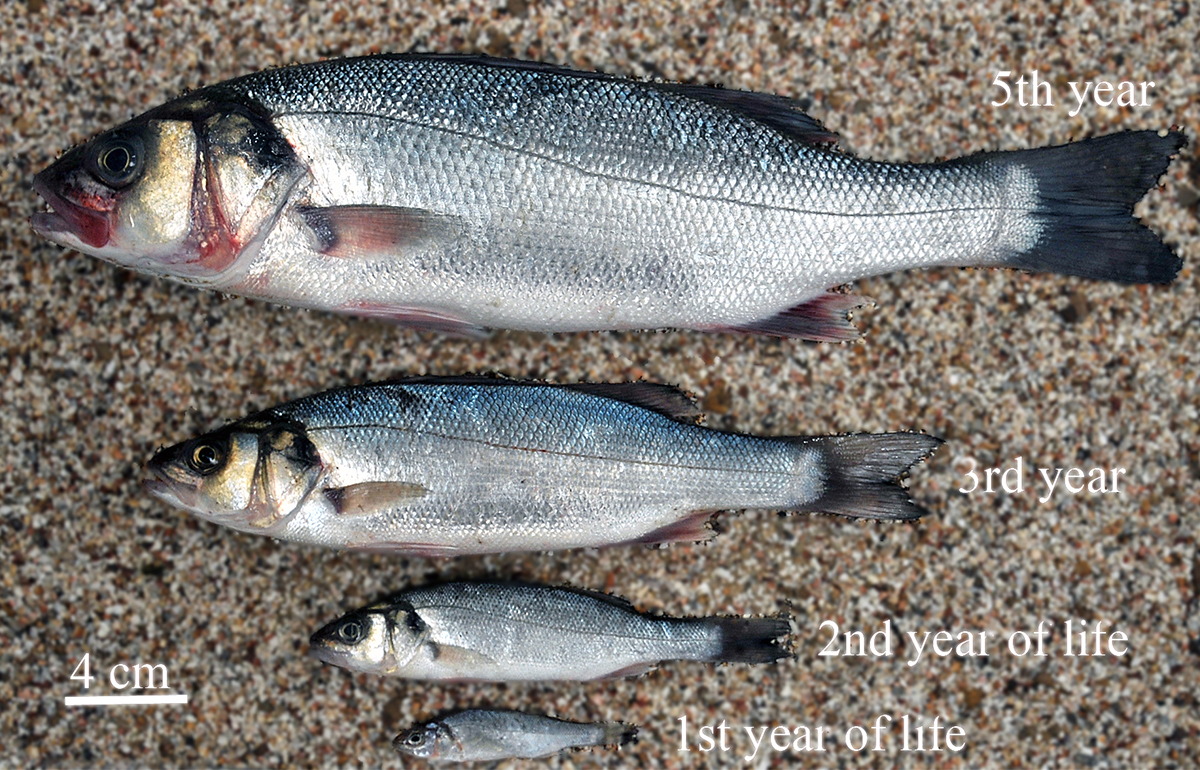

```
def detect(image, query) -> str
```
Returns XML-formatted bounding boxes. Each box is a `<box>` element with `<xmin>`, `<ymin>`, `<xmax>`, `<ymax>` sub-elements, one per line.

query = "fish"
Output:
<box><xmin>143</xmin><ymin>377</ymin><xmax>942</xmax><ymax>556</ymax></box>
<box><xmin>30</xmin><ymin>54</ymin><xmax>1186</xmax><ymax>341</ymax></box>
<box><xmin>393</xmin><ymin>710</ymin><xmax>637</xmax><ymax>762</ymax></box>
<box><xmin>309</xmin><ymin>581</ymin><xmax>790</xmax><ymax>681</ymax></box>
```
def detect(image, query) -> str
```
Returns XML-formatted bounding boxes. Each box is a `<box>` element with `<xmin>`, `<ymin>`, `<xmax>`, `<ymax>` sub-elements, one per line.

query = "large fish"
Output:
<box><xmin>393</xmin><ymin>710</ymin><xmax>637</xmax><ymax>762</ymax></box>
<box><xmin>31</xmin><ymin>55</ymin><xmax>1185</xmax><ymax>340</ymax></box>
<box><xmin>143</xmin><ymin>377</ymin><xmax>941</xmax><ymax>556</ymax></box>
<box><xmin>309</xmin><ymin>582</ymin><xmax>790</xmax><ymax>681</ymax></box>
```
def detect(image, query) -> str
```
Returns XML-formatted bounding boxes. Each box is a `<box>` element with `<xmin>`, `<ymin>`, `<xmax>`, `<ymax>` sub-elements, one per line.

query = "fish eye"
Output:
<box><xmin>188</xmin><ymin>444</ymin><xmax>224</xmax><ymax>474</ymax></box>
<box><xmin>89</xmin><ymin>134</ymin><xmax>144</xmax><ymax>187</ymax></box>
<box><xmin>338</xmin><ymin>619</ymin><xmax>363</xmax><ymax>644</ymax></box>
<box><xmin>404</xmin><ymin>731</ymin><xmax>426</xmax><ymax>747</ymax></box>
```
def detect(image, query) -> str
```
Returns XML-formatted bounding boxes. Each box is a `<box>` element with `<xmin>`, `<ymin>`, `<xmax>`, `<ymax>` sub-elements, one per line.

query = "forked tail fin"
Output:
<box><xmin>797</xmin><ymin>432</ymin><xmax>943</xmax><ymax>520</ymax></box>
<box><xmin>708</xmin><ymin>616</ymin><xmax>792</xmax><ymax>665</ymax></box>
<box><xmin>600</xmin><ymin>722</ymin><xmax>640</xmax><ymax>747</ymax></box>
<box><xmin>978</xmin><ymin>130</ymin><xmax>1186</xmax><ymax>283</ymax></box>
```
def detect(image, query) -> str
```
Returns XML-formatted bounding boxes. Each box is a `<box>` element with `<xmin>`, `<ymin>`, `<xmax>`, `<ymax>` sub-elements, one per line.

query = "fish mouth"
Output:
<box><xmin>31</xmin><ymin>174</ymin><xmax>111</xmax><ymax>249</ymax></box>
<box><xmin>307</xmin><ymin>641</ymin><xmax>346</xmax><ymax>668</ymax></box>
<box><xmin>141</xmin><ymin>464</ymin><xmax>196</xmax><ymax>512</ymax></box>
<box><xmin>142</xmin><ymin>477</ymin><xmax>188</xmax><ymax>511</ymax></box>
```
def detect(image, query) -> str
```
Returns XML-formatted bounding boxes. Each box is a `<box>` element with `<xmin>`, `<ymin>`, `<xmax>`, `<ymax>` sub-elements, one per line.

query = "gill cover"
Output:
<box><xmin>180</xmin><ymin>97</ymin><xmax>306</xmax><ymax>277</ymax></box>
<box><xmin>251</xmin><ymin>423</ymin><xmax>325</xmax><ymax>528</ymax></box>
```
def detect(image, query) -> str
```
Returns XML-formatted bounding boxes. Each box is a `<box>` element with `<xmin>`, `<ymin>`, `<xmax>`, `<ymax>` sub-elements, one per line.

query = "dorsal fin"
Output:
<box><xmin>381</xmin><ymin>53</ymin><xmax>838</xmax><ymax>146</ymax></box>
<box><xmin>654</xmin><ymin>82</ymin><xmax>838</xmax><ymax>145</ymax></box>
<box><xmin>373</xmin><ymin>376</ymin><xmax>702</xmax><ymax>423</ymax></box>
<box><xmin>554</xmin><ymin>584</ymin><xmax>642</xmax><ymax>614</ymax></box>
<box><xmin>561</xmin><ymin>382</ymin><xmax>702</xmax><ymax>423</ymax></box>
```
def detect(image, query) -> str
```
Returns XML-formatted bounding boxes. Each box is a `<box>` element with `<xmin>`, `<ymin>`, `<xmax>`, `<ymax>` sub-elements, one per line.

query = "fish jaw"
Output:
<box><xmin>141</xmin><ymin>459</ymin><xmax>269</xmax><ymax>531</ymax></box>
<box><xmin>307</xmin><ymin>640</ymin><xmax>352</xmax><ymax>669</ymax></box>
<box><xmin>31</xmin><ymin>160</ymin><xmax>116</xmax><ymax>251</ymax></box>
<box><xmin>306</xmin><ymin>641</ymin><xmax>393</xmax><ymax>675</ymax></box>
<box><xmin>31</xmin><ymin>119</ymin><xmax>215</xmax><ymax>280</ymax></box>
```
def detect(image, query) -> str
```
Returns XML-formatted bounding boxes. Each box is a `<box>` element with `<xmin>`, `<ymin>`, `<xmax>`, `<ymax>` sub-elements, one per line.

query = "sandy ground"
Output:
<box><xmin>2</xmin><ymin>1</ymin><xmax>1198</xmax><ymax>768</ymax></box>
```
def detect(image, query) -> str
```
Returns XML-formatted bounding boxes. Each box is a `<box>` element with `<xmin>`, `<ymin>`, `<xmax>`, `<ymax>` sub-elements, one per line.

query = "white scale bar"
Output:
<box><xmin>65</xmin><ymin>694</ymin><xmax>189</xmax><ymax>706</ymax></box>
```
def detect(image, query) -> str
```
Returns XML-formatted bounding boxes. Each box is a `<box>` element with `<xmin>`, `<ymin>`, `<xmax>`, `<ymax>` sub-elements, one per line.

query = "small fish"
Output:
<box><xmin>393</xmin><ymin>710</ymin><xmax>637</xmax><ymax>762</ymax></box>
<box><xmin>309</xmin><ymin>582</ymin><xmax>790</xmax><ymax>681</ymax></box>
<box><xmin>31</xmin><ymin>55</ymin><xmax>1185</xmax><ymax>341</ymax></box>
<box><xmin>143</xmin><ymin>377</ymin><xmax>941</xmax><ymax>556</ymax></box>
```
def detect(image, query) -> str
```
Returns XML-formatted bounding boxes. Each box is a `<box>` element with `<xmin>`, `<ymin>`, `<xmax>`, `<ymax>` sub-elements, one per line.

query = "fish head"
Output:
<box><xmin>32</xmin><ymin>93</ymin><xmax>304</xmax><ymax>287</ymax></box>
<box><xmin>309</xmin><ymin>600</ymin><xmax>427</xmax><ymax>676</ymax></box>
<box><xmin>392</xmin><ymin>720</ymin><xmax>448</xmax><ymax>760</ymax></box>
<box><xmin>144</xmin><ymin>417</ymin><xmax>324</xmax><ymax>533</ymax></box>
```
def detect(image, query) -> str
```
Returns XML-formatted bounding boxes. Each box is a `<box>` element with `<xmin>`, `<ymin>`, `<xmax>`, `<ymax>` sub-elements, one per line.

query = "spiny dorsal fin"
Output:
<box><xmin>561</xmin><ymin>382</ymin><xmax>702</xmax><ymax>423</ymax></box>
<box><xmin>372</xmin><ymin>376</ymin><xmax>703</xmax><ymax>423</ymax></box>
<box><xmin>374</xmin><ymin>53</ymin><xmax>837</xmax><ymax>146</ymax></box>
<box><xmin>654</xmin><ymin>82</ymin><xmax>838</xmax><ymax>145</ymax></box>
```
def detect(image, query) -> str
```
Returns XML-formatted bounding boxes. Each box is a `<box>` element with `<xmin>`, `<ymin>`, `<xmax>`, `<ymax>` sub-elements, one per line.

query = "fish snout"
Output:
<box><xmin>31</xmin><ymin>171</ymin><xmax>112</xmax><ymax>250</ymax></box>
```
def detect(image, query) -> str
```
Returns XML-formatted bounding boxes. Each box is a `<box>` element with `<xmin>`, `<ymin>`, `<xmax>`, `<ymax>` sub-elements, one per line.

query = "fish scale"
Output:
<box><xmin>309</xmin><ymin>582</ymin><xmax>791</xmax><ymax>681</ymax></box>
<box><xmin>394</xmin><ymin>710</ymin><xmax>636</xmax><ymax>762</ymax></box>
<box><xmin>144</xmin><ymin>378</ymin><xmax>942</xmax><ymax>556</ymax></box>
<box><xmin>224</xmin><ymin>58</ymin><xmax>1013</xmax><ymax>309</ymax></box>
<box><xmin>33</xmin><ymin>55</ymin><xmax>1182</xmax><ymax>338</ymax></box>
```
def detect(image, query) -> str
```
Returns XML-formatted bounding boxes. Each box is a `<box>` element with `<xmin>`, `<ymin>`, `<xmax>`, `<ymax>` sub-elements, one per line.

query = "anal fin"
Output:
<box><xmin>719</xmin><ymin>294</ymin><xmax>873</xmax><ymax>341</ymax></box>
<box><xmin>619</xmin><ymin>511</ymin><xmax>717</xmax><ymax>547</ymax></box>
<box><xmin>595</xmin><ymin>662</ymin><xmax>656</xmax><ymax>680</ymax></box>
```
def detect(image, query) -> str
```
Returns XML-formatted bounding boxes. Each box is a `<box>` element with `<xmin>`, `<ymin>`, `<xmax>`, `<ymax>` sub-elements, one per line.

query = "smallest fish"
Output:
<box><xmin>394</xmin><ymin>710</ymin><xmax>637</xmax><ymax>762</ymax></box>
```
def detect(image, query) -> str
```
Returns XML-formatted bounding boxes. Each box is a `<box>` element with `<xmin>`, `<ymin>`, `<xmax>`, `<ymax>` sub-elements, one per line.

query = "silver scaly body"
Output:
<box><xmin>395</xmin><ymin>583</ymin><xmax>723</xmax><ymax>680</ymax></box>
<box><xmin>394</xmin><ymin>710</ymin><xmax>636</xmax><ymax>762</ymax></box>
<box><xmin>33</xmin><ymin>55</ymin><xmax>1184</xmax><ymax>338</ymax></box>
<box><xmin>223</xmin><ymin>56</ymin><xmax>1038</xmax><ymax>332</ymax></box>
<box><xmin>309</xmin><ymin>582</ymin><xmax>790</xmax><ymax>681</ymax></box>
<box><xmin>144</xmin><ymin>379</ymin><xmax>940</xmax><ymax>556</ymax></box>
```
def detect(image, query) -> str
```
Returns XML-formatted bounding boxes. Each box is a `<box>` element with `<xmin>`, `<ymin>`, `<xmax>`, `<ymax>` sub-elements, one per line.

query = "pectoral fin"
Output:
<box><xmin>342</xmin><ymin>301</ymin><xmax>491</xmax><ymax>339</ymax></box>
<box><xmin>347</xmin><ymin>541</ymin><xmax>461</xmax><ymax>558</ymax></box>
<box><xmin>297</xmin><ymin>204</ymin><xmax>459</xmax><ymax>259</ymax></box>
<box><xmin>427</xmin><ymin>642</ymin><xmax>497</xmax><ymax>668</ymax></box>
<box><xmin>325</xmin><ymin>481</ymin><xmax>429</xmax><ymax>517</ymax></box>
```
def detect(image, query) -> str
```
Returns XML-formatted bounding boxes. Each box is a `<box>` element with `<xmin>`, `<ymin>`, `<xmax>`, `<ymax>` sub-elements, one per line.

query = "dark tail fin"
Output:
<box><xmin>600</xmin><ymin>722</ymin><xmax>640</xmax><ymax>747</ymax></box>
<box><xmin>798</xmin><ymin>432</ymin><xmax>942</xmax><ymax>521</ymax></box>
<box><xmin>989</xmin><ymin>130</ymin><xmax>1186</xmax><ymax>283</ymax></box>
<box><xmin>709</xmin><ymin>616</ymin><xmax>792</xmax><ymax>665</ymax></box>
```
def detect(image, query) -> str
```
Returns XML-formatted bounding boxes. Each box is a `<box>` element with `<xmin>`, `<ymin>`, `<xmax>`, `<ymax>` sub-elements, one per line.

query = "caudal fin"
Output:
<box><xmin>600</xmin><ymin>722</ymin><xmax>640</xmax><ymax>747</ymax></box>
<box><xmin>799</xmin><ymin>432</ymin><xmax>942</xmax><ymax>521</ymax></box>
<box><xmin>993</xmin><ymin>130</ymin><xmax>1186</xmax><ymax>283</ymax></box>
<box><xmin>709</xmin><ymin>616</ymin><xmax>792</xmax><ymax>665</ymax></box>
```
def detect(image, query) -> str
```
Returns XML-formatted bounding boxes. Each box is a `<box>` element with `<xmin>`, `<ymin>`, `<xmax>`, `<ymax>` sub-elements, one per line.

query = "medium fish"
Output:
<box><xmin>393</xmin><ymin>710</ymin><xmax>637</xmax><ymax>762</ymax></box>
<box><xmin>143</xmin><ymin>377</ymin><xmax>941</xmax><ymax>556</ymax></box>
<box><xmin>309</xmin><ymin>582</ymin><xmax>790</xmax><ymax>681</ymax></box>
<box><xmin>31</xmin><ymin>55</ymin><xmax>1185</xmax><ymax>341</ymax></box>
